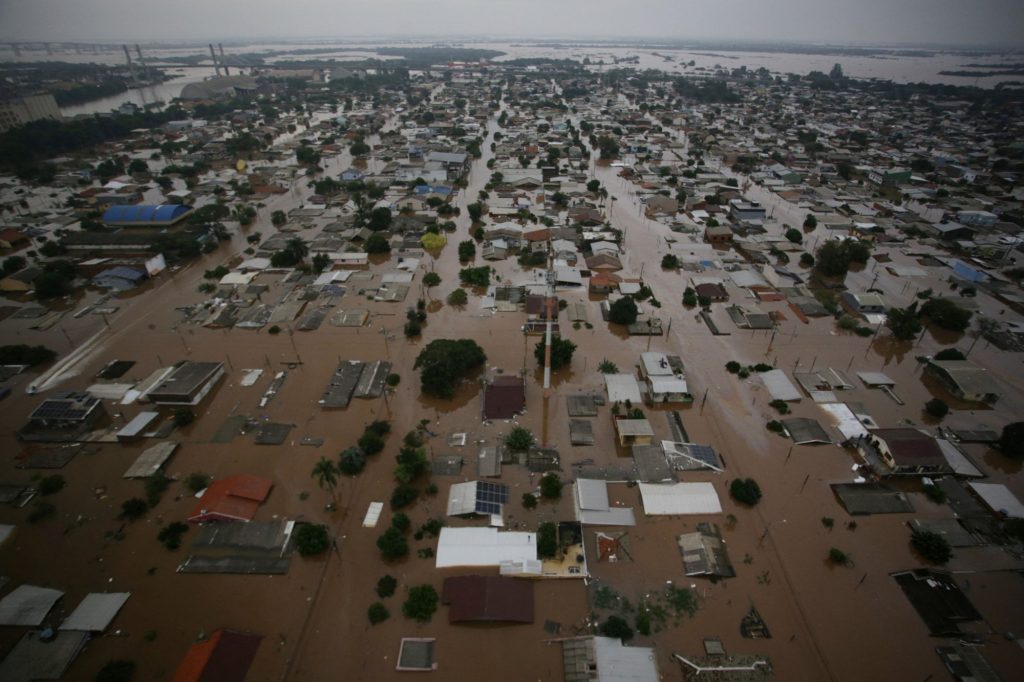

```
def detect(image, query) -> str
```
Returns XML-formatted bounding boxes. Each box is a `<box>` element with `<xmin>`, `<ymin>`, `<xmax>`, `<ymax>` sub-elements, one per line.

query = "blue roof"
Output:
<box><xmin>102</xmin><ymin>204</ymin><xmax>191</xmax><ymax>225</ymax></box>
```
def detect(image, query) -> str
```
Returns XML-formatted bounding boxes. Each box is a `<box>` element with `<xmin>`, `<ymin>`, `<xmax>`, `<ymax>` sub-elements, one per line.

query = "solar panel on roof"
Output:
<box><xmin>473</xmin><ymin>481</ymin><xmax>509</xmax><ymax>514</ymax></box>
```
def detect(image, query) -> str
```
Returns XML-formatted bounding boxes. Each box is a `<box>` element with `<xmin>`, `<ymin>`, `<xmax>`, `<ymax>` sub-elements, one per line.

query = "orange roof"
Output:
<box><xmin>174</xmin><ymin>630</ymin><xmax>222</xmax><ymax>682</ymax></box>
<box><xmin>173</xmin><ymin>629</ymin><xmax>262</xmax><ymax>682</ymax></box>
<box><xmin>188</xmin><ymin>475</ymin><xmax>272</xmax><ymax>523</ymax></box>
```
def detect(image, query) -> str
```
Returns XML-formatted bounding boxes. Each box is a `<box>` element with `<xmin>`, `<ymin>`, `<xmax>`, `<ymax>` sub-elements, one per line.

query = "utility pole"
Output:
<box><xmin>541</xmin><ymin>245</ymin><xmax>556</xmax><ymax>446</ymax></box>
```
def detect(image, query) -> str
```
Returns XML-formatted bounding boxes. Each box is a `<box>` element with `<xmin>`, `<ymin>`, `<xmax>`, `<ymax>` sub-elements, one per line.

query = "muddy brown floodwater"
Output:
<box><xmin>0</xmin><ymin>97</ymin><xmax>1021</xmax><ymax>682</ymax></box>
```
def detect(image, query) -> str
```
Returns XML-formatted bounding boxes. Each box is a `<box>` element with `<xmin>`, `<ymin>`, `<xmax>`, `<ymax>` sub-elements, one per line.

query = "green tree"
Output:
<box><xmin>467</xmin><ymin>202</ymin><xmax>484</xmax><ymax>222</ymax></box>
<box><xmin>804</xmin><ymin>214</ymin><xmax>817</xmax><ymax>230</ymax></box>
<box><xmin>447</xmin><ymin>289</ymin><xmax>468</xmax><ymax>306</ymax></box>
<box><xmin>999</xmin><ymin>422</ymin><xmax>1024</xmax><ymax>459</ymax></box>
<box><xmin>661</xmin><ymin>254</ymin><xmax>679</xmax><ymax>269</ymax></box>
<box><xmin>537</xmin><ymin>521</ymin><xmax>558</xmax><ymax>557</ymax></box>
<box><xmin>368</xmin><ymin>206</ymin><xmax>392</xmax><ymax>231</ymax></box>
<box><xmin>925</xmin><ymin>398</ymin><xmax>949</xmax><ymax>419</ymax></box>
<box><xmin>402</xmin><ymin>584</ymin><xmax>439</xmax><ymax>622</ymax></box>
<box><xmin>597</xmin><ymin>359</ymin><xmax>618</xmax><ymax>374</ymax></box>
<box><xmin>608</xmin><ymin>297</ymin><xmax>639</xmax><ymax>325</ymax></box>
<box><xmin>414</xmin><ymin>339</ymin><xmax>487</xmax><ymax>399</ymax></box>
<box><xmin>311</xmin><ymin>456</ymin><xmax>340</xmax><ymax>503</ymax></box>
<box><xmin>911</xmin><ymin>529</ymin><xmax>952</xmax><ymax>564</ymax></box>
<box><xmin>368</xmin><ymin>602</ymin><xmax>390</xmax><ymax>625</ymax></box>
<box><xmin>96</xmin><ymin>660</ymin><xmax>135</xmax><ymax>682</ymax></box>
<box><xmin>377</xmin><ymin>527</ymin><xmax>409</xmax><ymax>560</ymax></box>
<box><xmin>600</xmin><ymin>615</ymin><xmax>634</xmax><ymax>642</ymax></box>
<box><xmin>119</xmin><ymin>498</ymin><xmax>148</xmax><ymax>521</ymax></box>
<box><xmin>535</xmin><ymin>336</ymin><xmax>577</xmax><ymax>370</ymax></box>
<box><xmin>365</xmin><ymin>233</ymin><xmax>391</xmax><ymax>254</ymax></box>
<box><xmin>423</xmin><ymin>272</ymin><xmax>441</xmax><ymax>287</ymax></box>
<box><xmin>682</xmin><ymin>287</ymin><xmax>697</xmax><ymax>307</ymax></box>
<box><xmin>458</xmin><ymin>240</ymin><xmax>476</xmax><ymax>262</ymax></box>
<box><xmin>339</xmin><ymin>446</ymin><xmax>366</xmax><ymax>475</ymax></box>
<box><xmin>730</xmin><ymin>478</ymin><xmax>762</xmax><ymax>506</ymax></box>
<box><xmin>271</xmin><ymin>210</ymin><xmax>287</xmax><ymax>226</ymax></box>
<box><xmin>885</xmin><ymin>303</ymin><xmax>923</xmax><ymax>340</ymax></box>
<box><xmin>522</xmin><ymin>493</ymin><xmax>538</xmax><ymax>509</ymax></box>
<box><xmin>505</xmin><ymin>427</ymin><xmax>535</xmax><ymax>451</ymax></box>
<box><xmin>312</xmin><ymin>252</ymin><xmax>331</xmax><ymax>273</ymax></box>
<box><xmin>920</xmin><ymin>298</ymin><xmax>972</xmax><ymax>332</ymax></box>
<box><xmin>785</xmin><ymin>228</ymin><xmax>803</xmax><ymax>244</ymax></box>
<box><xmin>540</xmin><ymin>473</ymin><xmax>562</xmax><ymax>499</ymax></box>
<box><xmin>294</xmin><ymin>523</ymin><xmax>330</xmax><ymax>556</ymax></box>
<box><xmin>587</xmin><ymin>179</ymin><xmax>601</xmax><ymax>192</ymax></box>
<box><xmin>376</xmin><ymin>574</ymin><xmax>398</xmax><ymax>598</ymax></box>
<box><xmin>0</xmin><ymin>344</ymin><xmax>56</xmax><ymax>366</ymax></box>
<box><xmin>458</xmin><ymin>266</ymin><xmax>490</xmax><ymax>287</ymax></box>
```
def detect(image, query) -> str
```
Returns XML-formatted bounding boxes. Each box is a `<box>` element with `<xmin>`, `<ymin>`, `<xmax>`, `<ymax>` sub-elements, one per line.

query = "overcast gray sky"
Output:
<box><xmin>1</xmin><ymin>0</ymin><xmax>1022</xmax><ymax>46</ymax></box>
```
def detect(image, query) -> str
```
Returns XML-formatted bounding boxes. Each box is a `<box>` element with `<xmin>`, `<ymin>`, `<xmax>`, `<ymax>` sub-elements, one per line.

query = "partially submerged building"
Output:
<box><xmin>147</xmin><ymin>361</ymin><xmax>225</xmax><ymax>406</ymax></box>
<box><xmin>924</xmin><ymin>360</ymin><xmax>1000</xmax><ymax>404</ymax></box>
<box><xmin>441</xmin><ymin>575</ymin><xmax>534</xmax><ymax>624</ymax></box>
<box><xmin>561</xmin><ymin>636</ymin><xmax>659</xmax><ymax>682</ymax></box>
<box><xmin>19</xmin><ymin>391</ymin><xmax>107</xmax><ymax>442</ymax></box>
<box><xmin>188</xmin><ymin>475</ymin><xmax>273</xmax><ymax>523</ymax></box>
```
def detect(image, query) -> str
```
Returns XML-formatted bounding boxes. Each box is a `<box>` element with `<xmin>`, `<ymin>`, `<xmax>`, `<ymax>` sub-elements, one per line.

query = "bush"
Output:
<box><xmin>769</xmin><ymin>399</ymin><xmax>790</xmax><ymax>414</ymax></box>
<box><xmin>458</xmin><ymin>240</ymin><xmax>476</xmax><ymax>262</ymax></box>
<box><xmin>800</xmin><ymin>252</ymin><xmax>815</xmax><ymax>267</ymax></box>
<box><xmin>661</xmin><ymin>254</ymin><xmax>679</xmax><ymax>269</ymax></box>
<box><xmin>934</xmin><ymin>348</ymin><xmax>966</xmax><ymax>361</ymax></box>
<box><xmin>184</xmin><ymin>472</ymin><xmax>210</xmax><ymax>494</ymax></box>
<box><xmin>386</xmin><ymin>373</ymin><xmax>401</xmax><ymax>387</ymax></box>
<box><xmin>96</xmin><ymin>659</ymin><xmax>135</xmax><ymax>682</ymax></box>
<box><xmin>999</xmin><ymin>422</ymin><xmax>1024</xmax><ymax>459</ymax></box>
<box><xmin>402</xmin><ymin>584</ymin><xmax>439</xmax><ymax>622</ymax></box>
<box><xmin>144</xmin><ymin>471</ymin><xmax>170</xmax><ymax>507</ymax></box>
<box><xmin>522</xmin><ymin>493</ymin><xmax>538</xmax><ymax>509</ymax></box>
<box><xmin>600</xmin><ymin>615</ymin><xmax>634</xmax><ymax>642</ymax></box>
<box><xmin>27</xmin><ymin>501</ymin><xmax>55</xmax><ymax>523</ymax></box>
<box><xmin>294</xmin><ymin>523</ymin><xmax>330</xmax><ymax>556</ymax></box>
<box><xmin>725</xmin><ymin>361</ymin><xmax>741</xmax><ymax>374</ymax></box>
<box><xmin>447</xmin><ymin>288</ymin><xmax>468</xmax><ymax>306</ymax></box>
<box><xmin>911</xmin><ymin>529</ymin><xmax>952</xmax><ymax>564</ymax></box>
<box><xmin>368</xmin><ymin>602</ymin><xmax>390</xmax><ymax>625</ymax></box>
<box><xmin>766</xmin><ymin>420</ymin><xmax>784</xmax><ymax>433</ymax></box>
<box><xmin>377</xmin><ymin>527</ymin><xmax>409</xmax><ymax>560</ymax></box>
<box><xmin>157</xmin><ymin>522</ymin><xmax>188</xmax><ymax>550</ymax></box>
<box><xmin>339</xmin><ymin>446</ymin><xmax>367</xmax><ymax>475</ymax></box>
<box><xmin>421</xmin><ymin>518</ymin><xmax>445</xmax><ymax>537</ymax></box>
<box><xmin>730</xmin><ymin>478</ymin><xmax>762</xmax><ymax>506</ymax></box>
<box><xmin>0</xmin><ymin>344</ymin><xmax>57</xmax><ymax>366</ymax></box>
<box><xmin>37</xmin><ymin>474</ymin><xmax>65</xmax><ymax>496</ymax></box>
<box><xmin>597</xmin><ymin>359</ymin><xmax>618</xmax><ymax>374</ymax></box>
<box><xmin>390</xmin><ymin>484</ymin><xmax>418</xmax><ymax>510</ymax></box>
<box><xmin>423</xmin><ymin>272</ymin><xmax>441</xmax><ymax>287</ymax></box>
<box><xmin>119</xmin><ymin>498</ymin><xmax>148</xmax><ymax>521</ymax></box>
<box><xmin>537</xmin><ymin>522</ymin><xmax>558</xmax><ymax>558</ymax></box>
<box><xmin>268</xmin><ymin>325</ymin><xmax>281</xmax><ymax>335</ymax></box>
<box><xmin>828</xmin><ymin>547</ymin><xmax>850</xmax><ymax>565</ymax></box>
<box><xmin>376</xmin><ymin>574</ymin><xmax>398</xmax><ymax>598</ymax></box>
<box><xmin>923</xmin><ymin>484</ymin><xmax>947</xmax><ymax>504</ymax></box>
<box><xmin>540</xmin><ymin>473</ymin><xmax>562</xmax><ymax>499</ymax></box>
<box><xmin>925</xmin><ymin>398</ymin><xmax>949</xmax><ymax>419</ymax></box>
<box><xmin>173</xmin><ymin>407</ymin><xmax>195</xmax><ymax>427</ymax></box>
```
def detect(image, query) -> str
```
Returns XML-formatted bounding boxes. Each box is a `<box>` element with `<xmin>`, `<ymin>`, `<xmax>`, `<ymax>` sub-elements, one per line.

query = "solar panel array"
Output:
<box><xmin>474</xmin><ymin>481</ymin><xmax>509</xmax><ymax>515</ymax></box>
<box><xmin>31</xmin><ymin>395</ymin><xmax>96</xmax><ymax>421</ymax></box>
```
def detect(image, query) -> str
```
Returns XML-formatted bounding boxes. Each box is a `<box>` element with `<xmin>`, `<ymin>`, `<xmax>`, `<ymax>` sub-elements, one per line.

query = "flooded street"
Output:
<box><xmin>0</xmin><ymin>45</ymin><xmax>1022</xmax><ymax>682</ymax></box>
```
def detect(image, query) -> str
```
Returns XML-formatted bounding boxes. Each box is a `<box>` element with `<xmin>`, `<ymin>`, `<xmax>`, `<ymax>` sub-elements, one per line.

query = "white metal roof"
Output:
<box><xmin>857</xmin><ymin>371</ymin><xmax>895</xmax><ymax>387</ymax></box>
<box><xmin>640</xmin><ymin>352</ymin><xmax>672</xmax><ymax>376</ymax></box>
<box><xmin>605</xmin><ymin>374</ymin><xmax>642</xmax><ymax>404</ymax></box>
<box><xmin>435</xmin><ymin>527</ymin><xmax>536</xmax><ymax>568</ymax></box>
<box><xmin>968</xmin><ymin>483</ymin><xmax>1024</xmax><ymax>518</ymax></box>
<box><xmin>649</xmin><ymin>376</ymin><xmax>688</xmax><ymax>395</ymax></box>
<box><xmin>593</xmin><ymin>636</ymin><xmax>660</xmax><ymax>682</ymax></box>
<box><xmin>576</xmin><ymin>479</ymin><xmax>610</xmax><ymax>511</ymax></box>
<box><xmin>59</xmin><ymin>592</ymin><xmax>130</xmax><ymax>632</ymax></box>
<box><xmin>818</xmin><ymin>403</ymin><xmax>869</xmax><ymax>441</ymax></box>
<box><xmin>639</xmin><ymin>483</ymin><xmax>722</xmax><ymax>516</ymax></box>
<box><xmin>0</xmin><ymin>585</ymin><xmax>64</xmax><ymax>626</ymax></box>
<box><xmin>116</xmin><ymin>411</ymin><xmax>160</xmax><ymax>439</ymax></box>
<box><xmin>123</xmin><ymin>441</ymin><xmax>178</xmax><ymax>479</ymax></box>
<box><xmin>760</xmin><ymin>370</ymin><xmax>802</xmax><ymax>402</ymax></box>
<box><xmin>446</xmin><ymin>481</ymin><xmax>479</xmax><ymax>516</ymax></box>
<box><xmin>362</xmin><ymin>501</ymin><xmax>384</xmax><ymax>528</ymax></box>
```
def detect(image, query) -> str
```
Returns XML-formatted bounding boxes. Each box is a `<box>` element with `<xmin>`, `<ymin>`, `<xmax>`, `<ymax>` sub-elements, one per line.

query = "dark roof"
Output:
<box><xmin>29</xmin><ymin>391</ymin><xmax>100</xmax><ymax>422</ymax></box>
<box><xmin>102</xmin><ymin>204</ymin><xmax>191</xmax><ymax>225</ymax></box>
<box><xmin>173</xmin><ymin>629</ymin><xmax>262</xmax><ymax>682</ymax></box>
<box><xmin>442</xmin><ymin>575</ymin><xmax>534</xmax><ymax>623</ymax></box>
<box><xmin>872</xmin><ymin>428</ymin><xmax>945</xmax><ymax>467</ymax></box>
<box><xmin>483</xmin><ymin>376</ymin><xmax>525</xmax><ymax>420</ymax></box>
<box><xmin>892</xmin><ymin>570</ymin><xmax>980</xmax><ymax>636</ymax></box>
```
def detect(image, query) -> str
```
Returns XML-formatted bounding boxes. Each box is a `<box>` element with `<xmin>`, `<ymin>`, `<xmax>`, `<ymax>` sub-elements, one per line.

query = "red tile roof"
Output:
<box><xmin>188</xmin><ymin>475</ymin><xmax>273</xmax><ymax>523</ymax></box>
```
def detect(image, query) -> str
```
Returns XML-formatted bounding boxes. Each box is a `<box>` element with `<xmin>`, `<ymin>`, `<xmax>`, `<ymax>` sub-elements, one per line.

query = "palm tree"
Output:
<box><xmin>311</xmin><ymin>457</ymin><xmax>339</xmax><ymax>505</ymax></box>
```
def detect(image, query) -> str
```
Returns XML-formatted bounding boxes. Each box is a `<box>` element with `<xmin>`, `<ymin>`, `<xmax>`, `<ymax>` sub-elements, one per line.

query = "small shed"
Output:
<box><xmin>614</xmin><ymin>418</ymin><xmax>654</xmax><ymax>447</ymax></box>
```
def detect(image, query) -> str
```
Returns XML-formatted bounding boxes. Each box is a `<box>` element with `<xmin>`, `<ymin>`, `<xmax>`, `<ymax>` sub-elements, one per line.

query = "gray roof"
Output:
<box><xmin>0</xmin><ymin>585</ymin><xmax>63</xmax><ymax>626</ymax></box>
<box><xmin>59</xmin><ymin>592</ymin><xmax>130</xmax><ymax>632</ymax></box>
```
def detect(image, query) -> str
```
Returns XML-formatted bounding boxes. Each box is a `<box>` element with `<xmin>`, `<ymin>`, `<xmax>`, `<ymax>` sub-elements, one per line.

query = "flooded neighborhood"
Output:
<box><xmin>0</xmin><ymin>7</ymin><xmax>1023</xmax><ymax>682</ymax></box>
